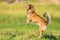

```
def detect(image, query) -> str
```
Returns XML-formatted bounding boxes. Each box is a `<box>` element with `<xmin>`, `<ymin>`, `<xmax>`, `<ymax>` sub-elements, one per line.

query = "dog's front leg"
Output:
<box><xmin>26</xmin><ymin>18</ymin><xmax>31</xmax><ymax>25</ymax></box>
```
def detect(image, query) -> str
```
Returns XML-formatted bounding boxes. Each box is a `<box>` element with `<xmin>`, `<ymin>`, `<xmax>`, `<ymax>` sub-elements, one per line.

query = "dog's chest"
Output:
<box><xmin>27</xmin><ymin>15</ymin><xmax>29</xmax><ymax>18</ymax></box>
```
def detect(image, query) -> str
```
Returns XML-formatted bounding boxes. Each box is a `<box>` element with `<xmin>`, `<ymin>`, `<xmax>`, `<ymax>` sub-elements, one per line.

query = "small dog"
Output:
<box><xmin>26</xmin><ymin>4</ymin><xmax>51</xmax><ymax>38</ymax></box>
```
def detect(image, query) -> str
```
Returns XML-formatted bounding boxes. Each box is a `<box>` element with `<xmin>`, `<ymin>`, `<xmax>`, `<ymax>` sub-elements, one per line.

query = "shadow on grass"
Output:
<box><xmin>43</xmin><ymin>34</ymin><xmax>57</xmax><ymax>40</ymax></box>
<box><xmin>58</xmin><ymin>36</ymin><xmax>60</xmax><ymax>40</ymax></box>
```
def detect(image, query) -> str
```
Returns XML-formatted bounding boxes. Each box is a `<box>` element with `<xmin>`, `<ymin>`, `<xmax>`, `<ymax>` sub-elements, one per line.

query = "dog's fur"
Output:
<box><xmin>26</xmin><ymin>4</ymin><xmax>51</xmax><ymax>38</ymax></box>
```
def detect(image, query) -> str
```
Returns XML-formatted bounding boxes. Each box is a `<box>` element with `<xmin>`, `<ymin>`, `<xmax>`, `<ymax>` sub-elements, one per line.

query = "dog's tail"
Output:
<box><xmin>43</xmin><ymin>12</ymin><xmax>51</xmax><ymax>24</ymax></box>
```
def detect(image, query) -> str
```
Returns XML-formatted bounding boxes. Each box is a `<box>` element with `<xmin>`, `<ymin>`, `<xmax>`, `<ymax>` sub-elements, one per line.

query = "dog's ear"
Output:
<box><xmin>32</xmin><ymin>4</ymin><xmax>34</xmax><ymax>7</ymax></box>
<box><xmin>29</xmin><ymin>4</ymin><xmax>34</xmax><ymax>8</ymax></box>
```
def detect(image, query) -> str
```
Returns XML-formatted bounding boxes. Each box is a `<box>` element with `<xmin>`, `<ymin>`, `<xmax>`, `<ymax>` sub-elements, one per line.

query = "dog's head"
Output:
<box><xmin>26</xmin><ymin>4</ymin><xmax>34</xmax><ymax>10</ymax></box>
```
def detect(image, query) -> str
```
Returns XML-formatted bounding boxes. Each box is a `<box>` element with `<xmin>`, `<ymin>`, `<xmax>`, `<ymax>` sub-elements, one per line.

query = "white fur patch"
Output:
<box><xmin>42</xmin><ymin>26</ymin><xmax>47</xmax><ymax>31</ymax></box>
<box><xmin>26</xmin><ymin>6</ymin><xmax>29</xmax><ymax>10</ymax></box>
<box><xmin>27</xmin><ymin>15</ymin><xmax>29</xmax><ymax>18</ymax></box>
<box><xmin>36</xmin><ymin>23</ymin><xmax>40</xmax><ymax>26</ymax></box>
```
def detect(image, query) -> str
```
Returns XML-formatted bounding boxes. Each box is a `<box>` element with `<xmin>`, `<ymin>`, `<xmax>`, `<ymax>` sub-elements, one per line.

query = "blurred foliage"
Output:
<box><xmin>0</xmin><ymin>0</ymin><xmax>4</xmax><ymax>1</ymax></box>
<box><xmin>0</xmin><ymin>0</ymin><xmax>15</xmax><ymax>3</ymax></box>
<box><xmin>0</xmin><ymin>0</ymin><xmax>60</xmax><ymax>4</ymax></box>
<box><xmin>7</xmin><ymin>0</ymin><xmax>15</xmax><ymax>3</ymax></box>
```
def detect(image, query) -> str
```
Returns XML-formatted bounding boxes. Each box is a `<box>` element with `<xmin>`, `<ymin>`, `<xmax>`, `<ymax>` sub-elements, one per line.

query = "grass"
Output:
<box><xmin>0</xmin><ymin>2</ymin><xmax>60</xmax><ymax>40</ymax></box>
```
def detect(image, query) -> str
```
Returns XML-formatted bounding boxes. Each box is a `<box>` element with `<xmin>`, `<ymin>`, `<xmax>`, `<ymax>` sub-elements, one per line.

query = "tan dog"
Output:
<box><xmin>26</xmin><ymin>4</ymin><xmax>51</xmax><ymax>38</ymax></box>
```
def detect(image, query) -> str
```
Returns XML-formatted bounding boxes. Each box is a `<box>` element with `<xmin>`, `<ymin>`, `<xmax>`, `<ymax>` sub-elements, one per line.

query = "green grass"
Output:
<box><xmin>0</xmin><ymin>2</ymin><xmax>60</xmax><ymax>40</ymax></box>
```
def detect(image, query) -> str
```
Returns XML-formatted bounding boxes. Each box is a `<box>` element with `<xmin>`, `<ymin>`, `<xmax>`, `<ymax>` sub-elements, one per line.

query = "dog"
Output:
<box><xmin>26</xmin><ymin>4</ymin><xmax>51</xmax><ymax>38</ymax></box>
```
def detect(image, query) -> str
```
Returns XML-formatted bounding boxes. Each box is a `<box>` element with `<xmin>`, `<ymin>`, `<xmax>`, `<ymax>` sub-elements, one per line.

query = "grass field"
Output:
<box><xmin>0</xmin><ymin>2</ymin><xmax>60</xmax><ymax>40</ymax></box>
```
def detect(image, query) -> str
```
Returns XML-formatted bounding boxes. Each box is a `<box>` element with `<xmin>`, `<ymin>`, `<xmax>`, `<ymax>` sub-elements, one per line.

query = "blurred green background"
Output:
<box><xmin>0</xmin><ymin>0</ymin><xmax>60</xmax><ymax>40</ymax></box>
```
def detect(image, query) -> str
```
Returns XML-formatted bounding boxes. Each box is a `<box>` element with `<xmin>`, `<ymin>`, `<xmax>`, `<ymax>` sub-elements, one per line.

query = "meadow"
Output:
<box><xmin>0</xmin><ymin>1</ymin><xmax>60</xmax><ymax>40</ymax></box>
